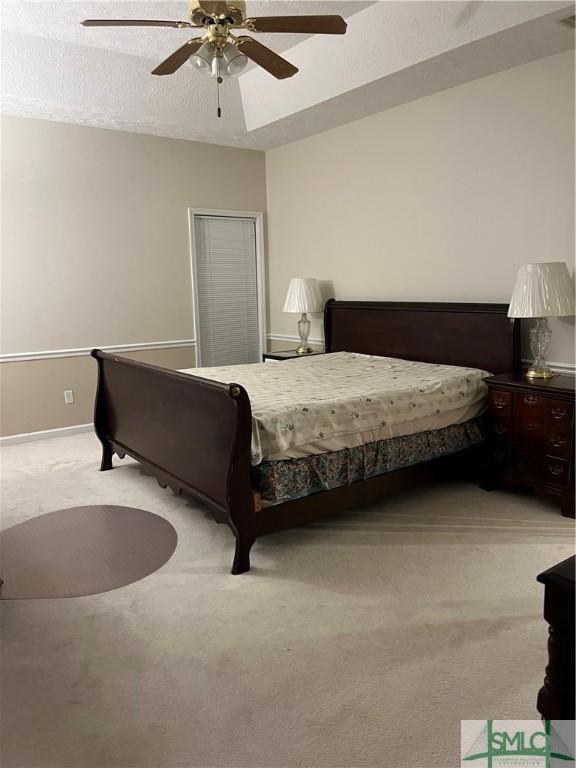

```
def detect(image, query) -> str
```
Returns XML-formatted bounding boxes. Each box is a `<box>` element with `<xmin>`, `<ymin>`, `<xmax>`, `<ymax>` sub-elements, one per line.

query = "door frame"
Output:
<box><xmin>187</xmin><ymin>208</ymin><xmax>267</xmax><ymax>366</ymax></box>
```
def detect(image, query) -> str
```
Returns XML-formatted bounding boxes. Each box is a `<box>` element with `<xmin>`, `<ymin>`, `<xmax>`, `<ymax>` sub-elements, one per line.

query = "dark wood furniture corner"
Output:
<box><xmin>536</xmin><ymin>555</ymin><xmax>575</xmax><ymax>719</ymax></box>
<box><xmin>482</xmin><ymin>374</ymin><xmax>575</xmax><ymax>518</ymax></box>
<box><xmin>263</xmin><ymin>350</ymin><xmax>325</xmax><ymax>362</ymax></box>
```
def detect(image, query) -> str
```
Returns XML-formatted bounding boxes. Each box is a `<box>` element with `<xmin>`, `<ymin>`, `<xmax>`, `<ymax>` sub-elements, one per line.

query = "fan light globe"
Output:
<box><xmin>222</xmin><ymin>43</ymin><xmax>248</xmax><ymax>76</ymax></box>
<box><xmin>190</xmin><ymin>41</ymin><xmax>214</xmax><ymax>73</ymax></box>
<box><xmin>191</xmin><ymin>42</ymin><xmax>247</xmax><ymax>79</ymax></box>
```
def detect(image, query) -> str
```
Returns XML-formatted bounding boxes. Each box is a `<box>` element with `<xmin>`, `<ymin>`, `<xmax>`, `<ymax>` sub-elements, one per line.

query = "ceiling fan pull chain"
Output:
<box><xmin>216</xmin><ymin>57</ymin><xmax>223</xmax><ymax>118</ymax></box>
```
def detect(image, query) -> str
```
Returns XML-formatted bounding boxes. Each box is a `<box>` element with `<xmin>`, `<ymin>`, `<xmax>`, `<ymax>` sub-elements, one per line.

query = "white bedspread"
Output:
<box><xmin>181</xmin><ymin>352</ymin><xmax>490</xmax><ymax>464</ymax></box>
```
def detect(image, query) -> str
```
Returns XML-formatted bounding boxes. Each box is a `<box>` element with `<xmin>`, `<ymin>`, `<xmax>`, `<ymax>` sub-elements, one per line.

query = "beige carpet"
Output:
<box><xmin>1</xmin><ymin>432</ymin><xmax>573</xmax><ymax>768</ymax></box>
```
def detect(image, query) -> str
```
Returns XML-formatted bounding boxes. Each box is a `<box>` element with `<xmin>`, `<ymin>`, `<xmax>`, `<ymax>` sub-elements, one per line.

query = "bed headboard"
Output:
<box><xmin>324</xmin><ymin>300</ymin><xmax>520</xmax><ymax>375</ymax></box>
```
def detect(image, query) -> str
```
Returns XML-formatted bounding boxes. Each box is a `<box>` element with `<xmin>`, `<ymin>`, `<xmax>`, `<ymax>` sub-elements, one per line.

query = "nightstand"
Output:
<box><xmin>482</xmin><ymin>373</ymin><xmax>575</xmax><ymax>518</ymax></box>
<box><xmin>536</xmin><ymin>555</ymin><xmax>575</xmax><ymax>719</ymax></box>
<box><xmin>262</xmin><ymin>350</ymin><xmax>325</xmax><ymax>362</ymax></box>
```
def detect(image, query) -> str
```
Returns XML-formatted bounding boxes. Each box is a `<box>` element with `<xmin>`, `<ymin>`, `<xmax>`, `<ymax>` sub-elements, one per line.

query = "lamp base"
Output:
<box><xmin>526</xmin><ymin>318</ymin><xmax>554</xmax><ymax>380</ymax></box>
<box><xmin>296</xmin><ymin>313</ymin><xmax>312</xmax><ymax>355</ymax></box>
<box><xmin>526</xmin><ymin>366</ymin><xmax>554</xmax><ymax>380</ymax></box>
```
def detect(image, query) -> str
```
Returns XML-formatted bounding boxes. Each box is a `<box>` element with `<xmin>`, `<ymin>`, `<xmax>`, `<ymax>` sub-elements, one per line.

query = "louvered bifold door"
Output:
<box><xmin>193</xmin><ymin>215</ymin><xmax>260</xmax><ymax>366</ymax></box>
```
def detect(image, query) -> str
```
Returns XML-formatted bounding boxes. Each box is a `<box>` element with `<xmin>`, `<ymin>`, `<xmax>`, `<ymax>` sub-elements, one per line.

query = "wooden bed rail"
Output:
<box><xmin>91</xmin><ymin>350</ymin><xmax>256</xmax><ymax>574</ymax></box>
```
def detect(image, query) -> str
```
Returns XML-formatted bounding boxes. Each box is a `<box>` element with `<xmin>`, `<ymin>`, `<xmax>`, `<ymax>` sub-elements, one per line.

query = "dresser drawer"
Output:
<box><xmin>544</xmin><ymin>459</ymin><xmax>571</xmax><ymax>489</ymax></box>
<box><xmin>515</xmin><ymin>392</ymin><xmax>546</xmax><ymax>422</ymax></box>
<box><xmin>547</xmin><ymin>400</ymin><xmax>574</xmax><ymax>432</ymax></box>
<box><xmin>546</xmin><ymin>432</ymin><xmax>572</xmax><ymax>460</ymax></box>
<box><xmin>515</xmin><ymin>419</ymin><xmax>546</xmax><ymax>444</ymax></box>
<box><xmin>510</xmin><ymin>451</ymin><xmax>540</xmax><ymax>480</ymax></box>
<box><xmin>488</xmin><ymin>390</ymin><xmax>512</xmax><ymax>416</ymax></box>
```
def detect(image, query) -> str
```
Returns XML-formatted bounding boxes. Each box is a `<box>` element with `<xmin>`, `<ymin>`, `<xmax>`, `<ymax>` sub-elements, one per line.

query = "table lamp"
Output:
<box><xmin>283</xmin><ymin>278</ymin><xmax>322</xmax><ymax>354</ymax></box>
<box><xmin>508</xmin><ymin>262</ymin><xmax>575</xmax><ymax>379</ymax></box>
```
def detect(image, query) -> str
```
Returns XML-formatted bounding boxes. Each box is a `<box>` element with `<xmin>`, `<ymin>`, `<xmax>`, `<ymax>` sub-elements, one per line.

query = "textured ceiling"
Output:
<box><xmin>0</xmin><ymin>1</ymin><xmax>372</xmax><ymax>63</ymax></box>
<box><xmin>1</xmin><ymin>1</ymin><xmax>573</xmax><ymax>149</ymax></box>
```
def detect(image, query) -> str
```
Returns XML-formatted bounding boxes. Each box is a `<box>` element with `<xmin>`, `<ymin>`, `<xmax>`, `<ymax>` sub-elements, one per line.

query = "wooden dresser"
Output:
<box><xmin>483</xmin><ymin>374</ymin><xmax>575</xmax><ymax>518</ymax></box>
<box><xmin>536</xmin><ymin>555</ymin><xmax>575</xmax><ymax>719</ymax></box>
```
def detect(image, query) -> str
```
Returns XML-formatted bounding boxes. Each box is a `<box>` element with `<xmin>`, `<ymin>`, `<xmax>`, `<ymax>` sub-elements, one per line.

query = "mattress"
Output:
<box><xmin>181</xmin><ymin>352</ymin><xmax>490</xmax><ymax>464</ymax></box>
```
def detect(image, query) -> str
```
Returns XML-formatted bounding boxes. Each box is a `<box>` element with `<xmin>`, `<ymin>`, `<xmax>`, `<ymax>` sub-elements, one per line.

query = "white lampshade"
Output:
<box><xmin>508</xmin><ymin>262</ymin><xmax>575</xmax><ymax>318</ymax></box>
<box><xmin>283</xmin><ymin>278</ymin><xmax>322</xmax><ymax>314</ymax></box>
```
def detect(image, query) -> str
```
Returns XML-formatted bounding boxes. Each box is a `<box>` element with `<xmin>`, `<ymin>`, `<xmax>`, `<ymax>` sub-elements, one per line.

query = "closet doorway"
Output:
<box><xmin>188</xmin><ymin>209</ymin><xmax>266</xmax><ymax>366</ymax></box>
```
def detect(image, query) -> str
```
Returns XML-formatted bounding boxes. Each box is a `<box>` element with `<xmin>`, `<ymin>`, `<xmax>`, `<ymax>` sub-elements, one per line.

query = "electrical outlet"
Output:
<box><xmin>64</xmin><ymin>390</ymin><xmax>74</xmax><ymax>405</ymax></box>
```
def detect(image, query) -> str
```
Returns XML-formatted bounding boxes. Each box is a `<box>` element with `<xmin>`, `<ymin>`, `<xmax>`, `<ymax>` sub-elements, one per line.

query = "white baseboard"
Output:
<box><xmin>0</xmin><ymin>423</ymin><xmax>93</xmax><ymax>446</ymax></box>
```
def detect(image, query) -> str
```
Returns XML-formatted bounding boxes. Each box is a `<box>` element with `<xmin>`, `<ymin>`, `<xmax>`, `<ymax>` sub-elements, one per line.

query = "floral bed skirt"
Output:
<box><xmin>251</xmin><ymin>420</ymin><xmax>483</xmax><ymax>506</ymax></box>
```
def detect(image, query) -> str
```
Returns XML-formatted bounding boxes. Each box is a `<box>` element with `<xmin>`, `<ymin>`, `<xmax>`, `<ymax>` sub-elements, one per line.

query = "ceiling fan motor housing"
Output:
<box><xmin>189</xmin><ymin>0</ymin><xmax>246</xmax><ymax>26</ymax></box>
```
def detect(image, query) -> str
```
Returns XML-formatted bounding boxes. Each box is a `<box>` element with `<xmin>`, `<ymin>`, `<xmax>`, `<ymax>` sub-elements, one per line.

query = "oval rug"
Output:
<box><xmin>0</xmin><ymin>505</ymin><xmax>177</xmax><ymax>600</ymax></box>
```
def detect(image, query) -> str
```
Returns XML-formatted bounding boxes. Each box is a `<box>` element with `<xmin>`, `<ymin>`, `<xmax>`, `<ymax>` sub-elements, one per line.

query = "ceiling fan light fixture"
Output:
<box><xmin>222</xmin><ymin>42</ymin><xmax>248</xmax><ymax>76</ymax></box>
<box><xmin>190</xmin><ymin>41</ymin><xmax>214</xmax><ymax>73</ymax></box>
<box><xmin>190</xmin><ymin>41</ymin><xmax>247</xmax><ymax>78</ymax></box>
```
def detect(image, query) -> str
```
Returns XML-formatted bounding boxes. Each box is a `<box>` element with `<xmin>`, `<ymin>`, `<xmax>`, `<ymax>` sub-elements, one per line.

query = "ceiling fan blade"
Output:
<box><xmin>245</xmin><ymin>15</ymin><xmax>347</xmax><ymax>34</ymax></box>
<box><xmin>236</xmin><ymin>37</ymin><xmax>298</xmax><ymax>79</ymax></box>
<box><xmin>82</xmin><ymin>19</ymin><xmax>196</xmax><ymax>28</ymax></box>
<box><xmin>198</xmin><ymin>1</ymin><xmax>229</xmax><ymax>15</ymax></box>
<box><xmin>152</xmin><ymin>39</ymin><xmax>204</xmax><ymax>76</ymax></box>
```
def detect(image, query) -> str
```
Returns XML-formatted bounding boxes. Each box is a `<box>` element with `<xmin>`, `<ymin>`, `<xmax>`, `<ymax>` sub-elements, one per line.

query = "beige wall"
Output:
<box><xmin>1</xmin><ymin>116</ymin><xmax>266</xmax><ymax>353</ymax></box>
<box><xmin>2</xmin><ymin>51</ymin><xmax>574</xmax><ymax>437</ymax></box>
<box><xmin>265</xmin><ymin>51</ymin><xmax>575</xmax><ymax>365</ymax></box>
<box><xmin>1</xmin><ymin>117</ymin><xmax>266</xmax><ymax>436</ymax></box>
<box><xmin>0</xmin><ymin>346</ymin><xmax>196</xmax><ymax>437</ymax></box>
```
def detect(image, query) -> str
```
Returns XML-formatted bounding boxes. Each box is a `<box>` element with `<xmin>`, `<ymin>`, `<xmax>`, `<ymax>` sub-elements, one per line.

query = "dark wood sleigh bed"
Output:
<box><xmin>91</xmin><ymin>300</ymin><xmax>520</xmax><ymax>574</ymax></box>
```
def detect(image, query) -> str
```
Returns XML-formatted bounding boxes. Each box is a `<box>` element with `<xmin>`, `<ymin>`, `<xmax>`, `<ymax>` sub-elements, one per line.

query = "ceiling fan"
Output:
<box><xmin>82</xmin><ymin>1</ymin><xmax>347</xmax><ymax>116</ymax></box>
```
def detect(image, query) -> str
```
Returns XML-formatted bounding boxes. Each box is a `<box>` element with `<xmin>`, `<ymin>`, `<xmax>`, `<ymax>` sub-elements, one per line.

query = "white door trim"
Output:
<box><xmin>187</xmin><ymin>208</ymin><xmax>267</xmax><ymax>367</ymax></box>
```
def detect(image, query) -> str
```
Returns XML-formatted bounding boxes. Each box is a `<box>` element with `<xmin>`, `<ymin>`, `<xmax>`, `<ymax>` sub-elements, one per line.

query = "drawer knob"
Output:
<box><xmin>494</xmin><ymin>424</ymin><xmax>508</xmax><ymax>435</ymax></box>
<box><xmin>551</xmin><ymin>407</ymin><xmax>568</xmax><ymax>420</ymax></box>
<box><xmin>548</xmin><ymin>462</ymin><xmax>565</xmax><ymax>477</ymax></box>
<box><xmin>550</xmin><ymin>436</ymin><xmax>566</xmax><ymax>448</ymax></box>
<box><xmin>524</xmin><ymin>395</ymin><xmax>539</xmax><ymax>405</ymax></box>
<box><xmin>493</xmin><ymin>397</ymin><xmax>507</xmax><ymax>409</ymax></box>
<box><xmin>524</xmin><ymin>423</ymin><xmax>539</xmax><ymax>432</ymax></box>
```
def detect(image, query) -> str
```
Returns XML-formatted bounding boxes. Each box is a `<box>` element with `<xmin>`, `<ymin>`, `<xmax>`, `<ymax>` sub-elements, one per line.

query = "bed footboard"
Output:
<box><xmin>91</xmin><ymin>350</ymin><xmax>255</xmax><ymax>574</ymax></box>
